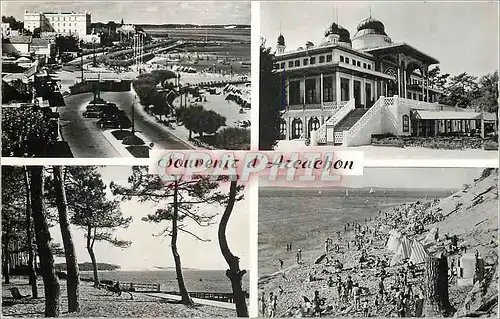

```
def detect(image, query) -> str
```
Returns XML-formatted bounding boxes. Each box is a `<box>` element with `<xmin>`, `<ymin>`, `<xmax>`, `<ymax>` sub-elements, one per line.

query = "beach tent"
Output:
<box><xmin>386</xmin><ymin>230</ymin><xmax>402</xmax><ymax>252</ymax></box>
<box><xmin>390</xmin><ymin>236</ymin><xmax>412</xmax><ymax>266</ymax></box>
<box><xmin>409</xmin><ymin>240</ymin><xmax>429</xmax><ymax>264</ymax></box>
<box><xmin>424</xmin><ymin>226</ymin><xmax>439</xmax><ymax>246</ymax></box>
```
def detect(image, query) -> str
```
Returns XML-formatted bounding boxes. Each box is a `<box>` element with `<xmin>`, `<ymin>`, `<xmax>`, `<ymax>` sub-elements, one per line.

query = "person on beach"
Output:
<box><xmin>362</xmin><ymin>299</ymin><xmax>369</xmax><ymax>317</ymax></box>
<box><xmin>296</xmin><ymin>249</ymin><xmax>302</xmax><ymax>264</ymax></box>
<box><xmin>325</xmin><ymin>239</ymin><xmax>329</xmax><ymax>254</ymax></box>
<box><xmin>353</xmin><ymin>283</ymin><xmax>361</xmax><ymax>310</ymax></box>
<box><xmin>313</xmin><ymin>290</ymin><xmax>322</xmax><ymax>317</ymax></box>
<box><xmin>278</xmin><ymin>286</ymin><xmax>284</xmax><ymax>295</ymax></box>
<box><xmin>327</xmin><ymin>276</ymin><xmax>334</xmax><ymax>288</ymax></box>
<box><xmin>414</xmin><ymin>294</ymin><xmax>424</xmax><ymax>317</ymax></box>
<box><xmin>279</xmin><ymin>259</ymin><xmax>284</xmax><ymax>269</ymax></box>
<box><xmin>378</xmin><ymin>277</ymin><xmax>385</xmax><ymax>302</ymax></box>
<box><xmin>269</xmin><ymin>292</ymin><xmax>276</xmax><ymax>317</ymax></box>
<box><xmin>261</xmin><ymin>292</ymin><xmax>267</xmax><ymax>317</ymax></box>
<box><xmin>346</xmin><ymin>276</ymin><xmax>353</xmax><ymax>299</ymax></box>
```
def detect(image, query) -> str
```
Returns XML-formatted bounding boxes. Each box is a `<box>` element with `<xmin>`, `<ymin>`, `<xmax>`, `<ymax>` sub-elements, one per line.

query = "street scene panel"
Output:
<box><xmin>2</xmin><ymin>166</ymin><xmax>250</xmax><ymax>317</ymax></box>
<box><xmin>259</xmin><ymin>2</ymin><xmax>498</xmax><ymax>159</ymax></box>
<box><xmin>258</xmin><ymin>167</ymin><xmax>498</xmax><ymax>317</ymax></box>
<box><xmin>2</xmin><ymin>1</ymin><xmax>251</xmax><ymax>158</ymax></box>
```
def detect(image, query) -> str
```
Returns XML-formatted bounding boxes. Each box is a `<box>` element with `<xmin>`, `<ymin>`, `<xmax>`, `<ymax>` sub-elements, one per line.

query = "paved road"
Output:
<box><xmin>60</xmin><ymin>91</ymin><xmax>190</xmax><ymax>157</ymax></box>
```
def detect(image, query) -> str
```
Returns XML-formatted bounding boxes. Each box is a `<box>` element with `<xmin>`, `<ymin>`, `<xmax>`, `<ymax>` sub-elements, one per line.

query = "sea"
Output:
<box><xmin>80</xmin><ymin>269</ymin><xmax>249</xmax><ymax>293</ymax></box>
<box><xmin>258</xmin><ymin>187</ymin><xmax>454</xmax><ymax>277</ymax></box>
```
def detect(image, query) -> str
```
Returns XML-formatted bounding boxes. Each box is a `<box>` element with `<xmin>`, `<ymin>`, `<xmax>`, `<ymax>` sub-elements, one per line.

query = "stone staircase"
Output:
<box><xmin>334</xmin><ymin>109</ymin><xmax>369</xmax><ymax>133</ymax></box>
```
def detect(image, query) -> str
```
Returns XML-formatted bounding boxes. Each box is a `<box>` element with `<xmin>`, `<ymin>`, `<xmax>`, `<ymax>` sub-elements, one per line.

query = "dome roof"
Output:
<box><xmin>324</xmin><ymin>22</ymin><xmax>352</xmax><ymax>44</ymax></box>
<box><xmin>355</xmin><ymin>17</ymin><xmax>387</xmax><ymax>36</ymax></box>
<box><xmin>277</xmin><ymin>33</ymin><xmax>285</xmax><ymax>46</ymax></box>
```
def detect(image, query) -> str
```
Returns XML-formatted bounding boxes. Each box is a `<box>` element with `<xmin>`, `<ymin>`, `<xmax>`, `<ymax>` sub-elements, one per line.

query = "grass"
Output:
<box><xmin>126</xmin><ymin>146</ymin><xmax>150</xmax><ymax>158</ymax></box>
<box><xmin>111</xmin><ymin>130</ymin><xmax>132</xmax><ymax>140</ymax></box>
<box><xmin>122</xmin><ymin>135</ymin><xmax>146</xmax><ymax>146</ymax></box>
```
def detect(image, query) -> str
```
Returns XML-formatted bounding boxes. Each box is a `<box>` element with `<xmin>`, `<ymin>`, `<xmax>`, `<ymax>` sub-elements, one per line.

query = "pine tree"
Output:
<box><xmin>111</xmin><ymin>167</ymin><xmax>244</xmax><ymax>306</ymax></box>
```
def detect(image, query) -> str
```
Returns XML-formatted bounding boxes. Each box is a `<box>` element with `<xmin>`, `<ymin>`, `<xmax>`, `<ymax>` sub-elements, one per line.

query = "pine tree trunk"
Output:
<box><xmin>3</xmin><ymin>234</ymin><xmax>10</xmax><ymax>284</ymax></box>
<box><xmin>53</xmin><ymin>166</ymin><xmax>80</xmax><ymax>312</ymax></box>
<box><xmin>86</xmin><ymin>227</ymin><xmax>99</xmax><ymax>287</ymax></box>
<box><xmin>172</xmin><ymin>180</ymin><xmax>193</xmax><ymax>305</ymax></box>
<box><xmin>30</xmin><ymin>166</ymin><xmax>61</xmax><ymax>317</ymax></box>
<box><xmin>424</xmin><ymin>255</ymin><xmax>455</xmax><ymax>317</ymax></box>
<box><xmin>218</xmin><ymin>180</ymin><xmax>248</xmax><ymax>317</ymax></box>
<box><xmin>24</xmin><ymin>167</ymin><xmax>38</xmax><ymax>298</ymax></box>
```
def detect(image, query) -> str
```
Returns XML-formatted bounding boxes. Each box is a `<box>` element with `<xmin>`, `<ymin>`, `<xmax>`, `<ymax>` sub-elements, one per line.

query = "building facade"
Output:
<box><xmin>273</xmin><ymin>16</ymin><xmax>493</xmax><ymax>145</ymax></box>
<box><xmin>23</xmin><ymin>11</ymin><xmax>91</xmax><ymax>37</ymax></box>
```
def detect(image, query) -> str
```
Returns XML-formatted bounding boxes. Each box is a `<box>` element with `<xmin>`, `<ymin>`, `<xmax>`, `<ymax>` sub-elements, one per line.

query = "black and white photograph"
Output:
<box><xmin>258</xmin><ymin>167</ymin><xmax>498</xmax><ymax>317</ymax></box>
<box><xmin>2</xmin><ymin>1</ymin><xmax>251</xmax><ymax>158</ymax></box>
<box><xmin>2</xmin><ymin>165</ymin><xmax>250</xmax><ymax>317</ymax></box>
<box><xmin>259</xmin><ymin>2</ymin><xmax>498</xmax><ymax>160</ymax></box>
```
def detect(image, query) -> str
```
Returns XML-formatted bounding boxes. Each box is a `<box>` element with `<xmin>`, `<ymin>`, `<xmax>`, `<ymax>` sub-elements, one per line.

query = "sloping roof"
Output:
<box><xmin>364</xmin><ymin>42</ymin><xmax>439</xmax><ymax>65</ymax></box>
<box><xmin>409</xmin><ymin>240</ymin><xmax>429</xmax><ymax>264</ymax></box>
<box><xmin>412</xmin><ymin>110</ymin><xmax>480</xmax><ymax>120</ymax></box>
<box><xmin>31</xmin><ymin>38</ymin><xmax>49</xmax><ymax>47</ymax></box>
<box><xmin>8</xmin><ymin>35</ymin><xmax>32</xmax><ymax>44</ymax></box>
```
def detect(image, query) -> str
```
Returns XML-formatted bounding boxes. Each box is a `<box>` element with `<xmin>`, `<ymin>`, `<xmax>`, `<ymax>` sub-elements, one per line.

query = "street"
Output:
<box><xmin>60</xmin><ymin>91</ymin><xmax>191</xmax><ymax>158</ymax></box>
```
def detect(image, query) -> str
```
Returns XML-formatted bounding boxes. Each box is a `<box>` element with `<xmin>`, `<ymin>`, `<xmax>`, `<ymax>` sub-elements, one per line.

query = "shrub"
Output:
<box><xmin>215</xmin><ymin>127</ymin><xmax>250</xmax><ymax>150</ymax></box>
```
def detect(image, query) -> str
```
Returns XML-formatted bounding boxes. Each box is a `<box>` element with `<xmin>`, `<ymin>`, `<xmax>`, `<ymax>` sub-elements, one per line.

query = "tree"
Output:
<box><xmin>440</xmin><ymin>72</ymin><xmax>479</xmax><ymax>108</ymax></box>
<box><xmin>215</xmin><ymin>127</ymin><xmax>250</xmax><ymax>150</ymax></box>
<box><xmin>423</xmin><ymin>254</ymin><xmax>456</xmax><ymax>317</ymax></box>
<box><xmin>197</xmin><ymin>110</ymin><xmax>226</xmax><ymax>136</ymax></box>
<box><xmin>55</xmin><ymin>36</ymin><xmax>79</xmax><ymax>54</ymax></box>
<box><xmin>52</xmin><ymin>166</ymin><xmax>80</xmax><ymax>312</ymax></box>
<box><xmin>177</xmin><ymin>105</ymin><xmax>204</xmax><ymax>140</ymax></box>
<box><xmin>2</xmin><ymin>106</ymin><xmax>58</xmax><ymax>157</ymax></box>
<box><xmin>472</xmin><ymin>71</ymin><xmax>499</xmax><ymax>114</ymax></box>
<box><xmin>33</xmin><ymin>27</ymin><xmax>41</xmax><ymax>38</ymax></box>
<box><xmin>1</xmin><ymin>166</ymin><xmax>27</xmax><ymax>284</ymax></box>
<box><xmin>218</xmin><ymin>180</ymin><xmax>248</xmax><ymax>317</ymax></box>
<box><xmin>427</xmin><ymin>66</ymin><xmax>449</xmax><ymax>92</ymax></box>
<box><xmin>259</xmin><ymin>44</ymin><xmax>284</xmax><ymax>150</ymax></box>
<box><xmin>65</xmin><ymin>167</ymin><xmax>132</xmax><ymax>287</ymax></box>
<box><xmin>23</xmin><ymin>167</ymin><xmax>38</xmax><ymax>298</ymax></box>
<box><xmin>30</xmin><ymin>166</ymin><xmax>61</xmax><ymax>317</ymax></box>
<box><xmin>111</xmin><ymin>167</ymin><xmax>243</xmax><ymax>305</ymax></box>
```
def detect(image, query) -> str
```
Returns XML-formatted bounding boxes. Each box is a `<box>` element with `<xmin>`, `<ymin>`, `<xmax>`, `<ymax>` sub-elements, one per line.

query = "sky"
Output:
<box><xmin>261</xmin><ymin>1</ymin><xmax>499</xmax><ymax>77</ymax></box>
<box><xmin>50</xmin><ymin>166</ymin><xmax>250</xmax><ymax>271</ymax></box>
<box><xmin>260</xmin><ymin>167</ymin><xmax>487</xmax><ymax>189</ymax></box>
<box><xmin>1</xmin><ymin>1</ymin><xmax>250</xmax><ymax>25</ymax></box>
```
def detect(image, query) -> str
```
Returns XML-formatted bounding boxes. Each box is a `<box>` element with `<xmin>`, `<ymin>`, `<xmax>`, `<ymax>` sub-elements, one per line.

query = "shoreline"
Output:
<box><xmin>258</xmin><ymin>170</ymin><xmax>498</xmax><ymax>317</ymax></box>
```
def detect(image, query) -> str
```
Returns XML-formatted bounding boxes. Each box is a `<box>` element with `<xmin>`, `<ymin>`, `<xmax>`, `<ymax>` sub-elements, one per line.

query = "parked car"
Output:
<box><xmin>83</xmin><ymin>109</ymin><xmax>102</xmax><ymax>118</ymax></box>
<box><xmin>96</xmin><ymin>118</ymin><xmax>122</xmax><ymax>129</ymax></box>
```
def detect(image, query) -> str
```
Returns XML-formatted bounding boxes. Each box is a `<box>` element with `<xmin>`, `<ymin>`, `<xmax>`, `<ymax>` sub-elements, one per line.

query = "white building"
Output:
<box><xmin>1</xmin><ymin>22</ymin><xmax>12</xmax><ymax>37</ymax></box>
<box><xmin>23</xmin><ymin>11</ymin><xmax>91</xmax><ymax>37</ymax></box>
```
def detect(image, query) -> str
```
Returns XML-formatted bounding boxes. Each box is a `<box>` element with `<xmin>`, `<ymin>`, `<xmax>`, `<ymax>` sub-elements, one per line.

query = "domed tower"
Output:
<box><xmin>277</xmin><ymin>33</ymin><xmax>286</xmax><ymax>55</ymax></box>
<box><xmin>321</xmin><ymin>22</ymin><xmax>352</xmax><ymax>48</ymax></box>
<box><xmin>352</xmin><ymin>17</ymin><xmax>392</xmax><ymax>50</ymax></box>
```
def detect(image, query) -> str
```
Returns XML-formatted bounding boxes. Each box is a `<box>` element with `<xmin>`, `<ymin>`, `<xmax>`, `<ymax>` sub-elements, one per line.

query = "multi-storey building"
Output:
<box><xmin>23</xmin><ymin>11</ymin><xmax>91</xmax><ymax>37</ymax></box>
<box><xmin>273</xmin><ymin>16</ymin><xmax>496</xmax><ymax>146</ymax></box>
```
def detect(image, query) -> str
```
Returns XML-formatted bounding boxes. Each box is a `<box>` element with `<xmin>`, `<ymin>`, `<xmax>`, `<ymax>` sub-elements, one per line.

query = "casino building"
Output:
<box><xmin>273</xmin><ymin>16</ymin><xmax>497</xmax><ymax>146</ymax></box>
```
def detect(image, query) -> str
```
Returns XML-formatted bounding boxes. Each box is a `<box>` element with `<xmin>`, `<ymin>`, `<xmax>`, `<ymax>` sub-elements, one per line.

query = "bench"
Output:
<box><xmin>9</xmin><ymin>287</ymin><xmax>30</xmax><ymax>300</ymax></box>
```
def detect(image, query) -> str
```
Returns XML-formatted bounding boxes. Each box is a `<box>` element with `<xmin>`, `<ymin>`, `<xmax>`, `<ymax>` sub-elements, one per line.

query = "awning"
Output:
<box><xmin>411</xmin><ymin>110</ymin><xmax>480</xmax><ymax>120</ymax></box>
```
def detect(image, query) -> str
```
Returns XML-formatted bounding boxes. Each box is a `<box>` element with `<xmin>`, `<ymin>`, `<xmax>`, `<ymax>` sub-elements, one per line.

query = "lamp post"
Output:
<box><xmin>132</xmin><ymin>96</ymin><xmax>135</xmax><ymax>135</ymax></box>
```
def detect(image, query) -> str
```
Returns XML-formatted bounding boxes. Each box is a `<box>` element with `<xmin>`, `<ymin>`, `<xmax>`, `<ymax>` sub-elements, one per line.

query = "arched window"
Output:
<box><xmin>402</xmin><ymin>114</ymin><xmax>409</xmax><ymax>133</ymax></box>
<box><xmin>308</xmin><ymin>117</ymin><xmax>320</xmax><ymax>134</ymax></box>
<box><xmin>279</xmin><ymin>119</ymin><xmax>287</xmax><ymax>139</ymax></box>
<box><xmin>291</xmin><ymin>118</ymin><xmax>303</xmax><ymax>139</ymax></box>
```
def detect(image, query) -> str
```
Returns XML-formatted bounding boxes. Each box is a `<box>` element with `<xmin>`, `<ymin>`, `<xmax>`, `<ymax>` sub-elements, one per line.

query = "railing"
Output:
<box><xmin>120</xmin><ymin>282</ymin><xmax>161</xmax><ymax>292</ymax></box>
<box><xmin>322</xmin><ymin>101</ymin><xmax>348</xmax><ymax>109</ymax></box>
<box><xmin>316</xmin><ymin>99</ymin><xmax>355</xmax><ymax>144</ymax></box>
<box><xmin>162</xmin><ymin>291</ymin><xmax>249</xmax><ymax>304</ymax></box>
<box><xmin>344</xmin><ymin>96</ymin><xmax>384</xmax><ymax>146</ymax></box>
<box><xmin>334</xmin><ymin>131</ymin><xmax>344</xmax><ymax>145</ymax></box>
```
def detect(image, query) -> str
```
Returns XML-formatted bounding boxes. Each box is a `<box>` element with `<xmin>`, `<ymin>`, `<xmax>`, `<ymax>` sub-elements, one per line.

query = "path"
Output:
<box><xmin>146</xmin><ymin>293</ymin><xmax>237</xmax><ymax>310</ymax></box>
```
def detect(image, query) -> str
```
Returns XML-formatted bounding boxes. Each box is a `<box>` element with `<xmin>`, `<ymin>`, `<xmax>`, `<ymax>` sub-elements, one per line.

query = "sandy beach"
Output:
<box><xmin>2</xmin><ymin>278</ymin><xmax>235</xmax><ymax>317</ymax></box>
<box><xmin>258</xmin><ymin>169</ymin><xmax>498</xmax><ymax>317</ymax></box>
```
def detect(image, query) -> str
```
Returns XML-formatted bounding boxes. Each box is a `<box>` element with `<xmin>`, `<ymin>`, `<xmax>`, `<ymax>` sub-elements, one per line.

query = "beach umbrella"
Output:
<box><xmin>303</xmin><ymin>296</ymin><xmax>311</xmax><ymax>303</ymax></box>
<box><xmin>409</xmin><ymin>240</ymin><xmax>429</xmax><ymax>264</ymax></box>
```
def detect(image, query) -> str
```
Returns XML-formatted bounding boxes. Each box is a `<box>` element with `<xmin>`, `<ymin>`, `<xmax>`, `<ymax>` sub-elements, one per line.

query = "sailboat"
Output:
<box><xmin>345</xmin><ymin>189</ymin><xmax>349</xmax><ymax>197</ymax></box>
<box><xmin>369</xmin><ymin>188</ymin><xmax>374</xmax><ymax>194</ymax></box>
